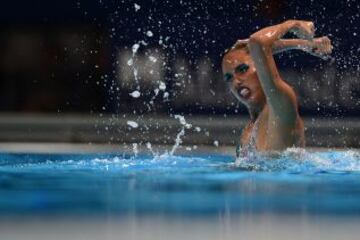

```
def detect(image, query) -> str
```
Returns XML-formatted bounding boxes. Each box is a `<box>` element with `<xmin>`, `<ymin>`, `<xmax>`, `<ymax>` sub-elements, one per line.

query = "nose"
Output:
<box><xmin>232</xmin><ymin>77</ymin><xmax>243</xmax><ymax>89</ymax></box>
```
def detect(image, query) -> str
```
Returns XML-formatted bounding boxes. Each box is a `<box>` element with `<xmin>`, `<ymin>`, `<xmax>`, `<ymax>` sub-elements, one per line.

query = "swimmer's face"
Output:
<box><xmin>222</xmin><ymin>49</ymin><xmax>265</xmax><ymax>108</ymax></box>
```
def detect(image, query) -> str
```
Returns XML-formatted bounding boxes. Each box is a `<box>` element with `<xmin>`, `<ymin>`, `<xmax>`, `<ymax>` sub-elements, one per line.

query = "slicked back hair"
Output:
<box><xmin>223</xmin><ymin>40</ymin><xmax>250</xmax><ymax>58</ymax></box>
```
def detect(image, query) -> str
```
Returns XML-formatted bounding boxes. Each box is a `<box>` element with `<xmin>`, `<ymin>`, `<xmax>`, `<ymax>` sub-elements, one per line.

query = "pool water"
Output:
<box><xmin>1</xmin><ymin>149</ymin><xmax>360</xmax><ymax>217</ymax></box>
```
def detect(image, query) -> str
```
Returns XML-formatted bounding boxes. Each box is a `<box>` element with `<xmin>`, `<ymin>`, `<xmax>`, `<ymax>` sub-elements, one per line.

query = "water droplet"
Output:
<box><xmin>127</xmin><ymin>58</ymin><xmax>133</xmax><ymax>66</ymax></box>
<box><xmin>159</xmin><ymin>81</ymin><xmax>166</xmax><ymax>90</ymax></box>
<box><xmin>127</xmin><ymin>121</ymin><xmax>139</xmax><ymax>128</ymax></box>
<box><xmin>129</xmin><ymin>90</ymin><xmax>141</xmax><ymax>98</ymax></box>
<box><xmin>134</xmin><ymin>3</ymin><xmax>141</xmax><ymax>12</ymax></box>
<box><xmin>146</xmin><ymin>30</ymin><xmax>154</xmax><ymax>37</ymax></box>
<box><xmin>149</xmin><ymin>56</ymin><xmax>157</xmax><ymax>62</ymax></box>
<box><xmin>132</xmin><ymin>43</ymin><xmax>140</xmax><ymax>54</ymax></box>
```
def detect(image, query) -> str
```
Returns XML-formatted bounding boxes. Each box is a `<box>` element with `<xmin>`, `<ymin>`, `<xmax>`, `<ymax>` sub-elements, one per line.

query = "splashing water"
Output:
<box><xmin>236</xmin><ymin>148</ymin><xmax>360</xmax><ymax>173</ymax></box>
<box><xmin>167</xmin><ymin>115</ymin><xmax>192</xmax><ymax>155</ymax></box>
<box><xmin>132</xmin><ymin>143</ymin><xmax>139</xmax><ymax>157</ymax></box>
<box><xmin>129</xmin><ymin>90</ymin><xmax>141</xmax><ymax>98</ymax></box>
<box><xmin>130</xmin><ymin>43</ymin><xmax>140</xmax><ymax>90</ymax></box>
<box><xmin>169</xmin><ymin>128</ymin><xmax>185</xmax><ymax>156</ymax></box>
<box><xmin>134</xmin><ymin>3</ymin><xmax>141</xmax><ymax>12</ymax></box>
<box><xmin>127</xmin><ymin>120</ymin><xmax>139</xmax><ymax>128</ymax></box>
<box><xmin>5</xmin><ymin>149</ymin><xmax>360</xmax><ymax>174</ymax></box>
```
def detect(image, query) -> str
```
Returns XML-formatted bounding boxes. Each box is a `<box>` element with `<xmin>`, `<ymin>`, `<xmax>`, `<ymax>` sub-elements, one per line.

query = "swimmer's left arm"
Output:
<box><xmin>247</xmin><ymin>20</ymin><xmax>332</xmax><ymax>125</ymax></box>
<box><xmin>273</xmin><ymin>37</ymin><xmax>333</xmax><ymax>59</ymax></box>
<box><xmin>273</xmin><ymin>39</ymin><xmax>311</xmax><ymax>53</ymax></box>
<box><xmin>247</xmin><ymin>20</ymin><xmax>315</xmax><ymax>124</ymax></box>
<box><xmin>236</xmin><ymin>38</ymin><xmax>332</xmax><ymax>58</ymax></box>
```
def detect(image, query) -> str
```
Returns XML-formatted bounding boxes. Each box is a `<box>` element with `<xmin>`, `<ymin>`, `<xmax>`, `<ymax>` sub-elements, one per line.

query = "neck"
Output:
<box><xmin>248</xmin><ymin>102</ymin><xmax>265</xmax><ymax>122</ymax></box>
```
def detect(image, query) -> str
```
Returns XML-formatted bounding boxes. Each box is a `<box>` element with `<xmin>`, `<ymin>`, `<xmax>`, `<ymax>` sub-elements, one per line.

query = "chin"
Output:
<box><xmin>245</xmin><ymin>94</ymin><xmax>263</xmax><ymax>107</ymax></box>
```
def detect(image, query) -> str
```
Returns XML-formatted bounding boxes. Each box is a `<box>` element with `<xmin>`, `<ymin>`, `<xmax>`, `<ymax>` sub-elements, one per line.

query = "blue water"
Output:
<box><xmin>0</xmin><ymin>149</ymin><xmax>360</xmax><ymax>217</ymax></box>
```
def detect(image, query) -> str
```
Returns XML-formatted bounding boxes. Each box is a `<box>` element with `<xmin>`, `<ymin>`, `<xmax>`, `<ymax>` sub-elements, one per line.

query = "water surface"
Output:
<box><xmin>0</xmin><ymin>149</ymin><xmax>359</xmax><ymax>216</ymax></box>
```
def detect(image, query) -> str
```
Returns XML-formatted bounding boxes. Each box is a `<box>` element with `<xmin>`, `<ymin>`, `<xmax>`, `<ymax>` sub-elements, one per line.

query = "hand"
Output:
<box><xmin>288</xmin><ymin>20</ymin><xmax>315</xmax><ymax>40</ymax></box>
<box><xmin>309</xmin><ymin>36</ymin><xmax>333</xmax><ymax>59</ymax></box>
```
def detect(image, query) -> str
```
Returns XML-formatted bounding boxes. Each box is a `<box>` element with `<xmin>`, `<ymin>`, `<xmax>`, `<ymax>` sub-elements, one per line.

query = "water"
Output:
<box><xmin>0</xmin><ymin>149</ymin><xmax>360</xmax><ymax>217</ymax></box>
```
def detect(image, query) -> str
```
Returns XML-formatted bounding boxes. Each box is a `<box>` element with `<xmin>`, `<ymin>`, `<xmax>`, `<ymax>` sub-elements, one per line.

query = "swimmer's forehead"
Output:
<box><xmin>222</xmin><ymin>50</ymin><xmax>251</xmax><ymax>70</ymax></box>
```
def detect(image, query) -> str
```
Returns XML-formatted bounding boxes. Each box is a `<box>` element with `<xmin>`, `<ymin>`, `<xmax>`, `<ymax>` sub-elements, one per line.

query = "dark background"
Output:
<box><xmin>0</xmin><ymin>0</ymin><xmax>359</xmax><ymax>116</ymax></box>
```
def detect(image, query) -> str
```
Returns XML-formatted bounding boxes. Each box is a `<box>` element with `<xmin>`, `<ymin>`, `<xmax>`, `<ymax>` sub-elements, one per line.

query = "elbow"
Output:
<box><xmin>249</xmin><ymin>34</ymin><xmax>262</xmax><ymax>43</ymax></box>
<box><xmin>248</xmin><ymin>34</ymin><xmax>269</xmax><ymax>53</ymax></box>
<box><xmin>249</xmin><ymin>34</ymin><xmax>269</xmax><ymax>49</ymax></box>
<box><xmin>249</xmin><ymin>34</ymin><xmax>261</xmax><ymax>46</ymax></box>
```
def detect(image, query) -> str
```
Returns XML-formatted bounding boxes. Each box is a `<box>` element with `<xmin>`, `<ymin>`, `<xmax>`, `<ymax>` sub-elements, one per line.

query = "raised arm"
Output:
<box><xmin>235</xmin><ymin>37</ymin><xmax>332</xmax><ymax>58</ymax></box>
<box><xmin>247</xmin><ymin>20</ymin><xmax>316</xmax><ymax>124</ymax></box>
<box><xmin>273</xmin><ymin>38</ymin><xmax>332</xmax><ymax>58</ymax></box>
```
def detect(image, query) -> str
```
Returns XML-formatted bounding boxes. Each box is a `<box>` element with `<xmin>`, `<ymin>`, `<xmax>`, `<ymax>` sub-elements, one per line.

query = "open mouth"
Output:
<box><xmin>238</xmin><ymin>87</ymin><xmax>251</xmax><ymax>99</ymax></box>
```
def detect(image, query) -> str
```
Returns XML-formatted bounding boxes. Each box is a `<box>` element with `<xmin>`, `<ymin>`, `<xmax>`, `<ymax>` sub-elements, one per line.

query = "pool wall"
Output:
<box><xmin>0</xmin><ymin>114</ymin><xmax>357</xmax><ymax>148</ymax></box>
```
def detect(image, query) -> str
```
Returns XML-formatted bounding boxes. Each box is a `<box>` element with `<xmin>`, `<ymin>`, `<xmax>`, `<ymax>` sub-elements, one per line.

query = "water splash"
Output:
<box><xmin>169</xmin><ymin>127</ymin><xmax>185</xmax><ymax>156</ymax></box>
<box><xmin>168</xmin><ymin>115</ymin><xmax>192</xmax><ymax>155</ymax></box>
<box><xmin>132</xmin><ymin>143</ymin><xmax>139</xmax><ymax>157</ymax></box>
<box><xmin>134</xmin><ymin>3</ymin><xmax>141</xmax><ymax>12</ymax></box>
<box><xmin>127</xmin><ymin>120</ymin><xmax>139</xmax><ymax>128</ymax></box>
<box><xmin>6</xmin><ymin>149</ymin><xmax>360</xmax><ymax>174</ymax></box>
<box><xmin>129</xmin><ymin>90</ymin><xmax>141</xmax><ymax>98</ymax></box>
<box><xmin>235</xmin><ymin>148</ymin><xmax>360</xmax><ymax>173</ymax></box>
<box><xmin>146</xmin><ymin>142</ymin><xmax>156</xmax><ymax>156</ymax></box>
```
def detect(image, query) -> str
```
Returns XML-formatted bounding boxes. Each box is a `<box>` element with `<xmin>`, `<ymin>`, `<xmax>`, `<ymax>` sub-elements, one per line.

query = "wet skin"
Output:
<box><xmin>222</xmin><ymin>20</ymin><xmax>333</xmax><ymax>152</ymax></box>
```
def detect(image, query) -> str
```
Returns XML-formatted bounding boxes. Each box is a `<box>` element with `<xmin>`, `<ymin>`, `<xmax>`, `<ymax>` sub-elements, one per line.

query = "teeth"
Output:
<box><xmin>240</xmin><ymin>88</ymin><xmax>250</xmax><ymax>97</ymax></box>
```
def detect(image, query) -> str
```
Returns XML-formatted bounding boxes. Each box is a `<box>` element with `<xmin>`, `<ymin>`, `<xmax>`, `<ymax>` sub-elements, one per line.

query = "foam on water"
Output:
<box><xmin>2</xmin><ymin>149</ymin><xmax>359</xmax><ymax>174</ymax></box>
<box><xmin>235</xmin><ymin>148</ymin><xmax>360</xmax><ymax>173</ymax></box>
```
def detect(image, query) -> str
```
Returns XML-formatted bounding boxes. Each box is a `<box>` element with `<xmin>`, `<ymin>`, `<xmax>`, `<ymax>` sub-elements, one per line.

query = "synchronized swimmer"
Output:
<box><xmin>222</xmin><ymin>20</ymin><xmax>333</xmax><ymax>154</ymax></box>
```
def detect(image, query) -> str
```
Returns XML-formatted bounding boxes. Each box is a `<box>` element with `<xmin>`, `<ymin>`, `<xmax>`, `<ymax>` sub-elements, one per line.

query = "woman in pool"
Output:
<box><xmin>222</xmin><ymin>20</ymin><xmax>332</xmax><ymax>153</ymax></box>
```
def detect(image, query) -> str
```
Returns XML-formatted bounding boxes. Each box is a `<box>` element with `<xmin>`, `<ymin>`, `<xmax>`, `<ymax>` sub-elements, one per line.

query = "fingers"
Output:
<box><xmin>326</xmin><ymin>37</ymin><xmax>333</xmax><ymax>53</ymax></box>
<box><xmin>319</xmin><ymin>36</ymin><xmax>333</xmax><ymax>54</ymax></box>
<box><xmin>311</xmin><ymin>36</ymin><xmax>333</xmax><ymax>60</ymax></box>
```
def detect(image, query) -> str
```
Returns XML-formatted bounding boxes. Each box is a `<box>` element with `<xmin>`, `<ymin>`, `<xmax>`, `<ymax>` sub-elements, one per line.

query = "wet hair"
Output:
<box><xmin>223</xmin><ymin>40</ymin><xmax>250</xmax><ymax>56</ymax></box>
